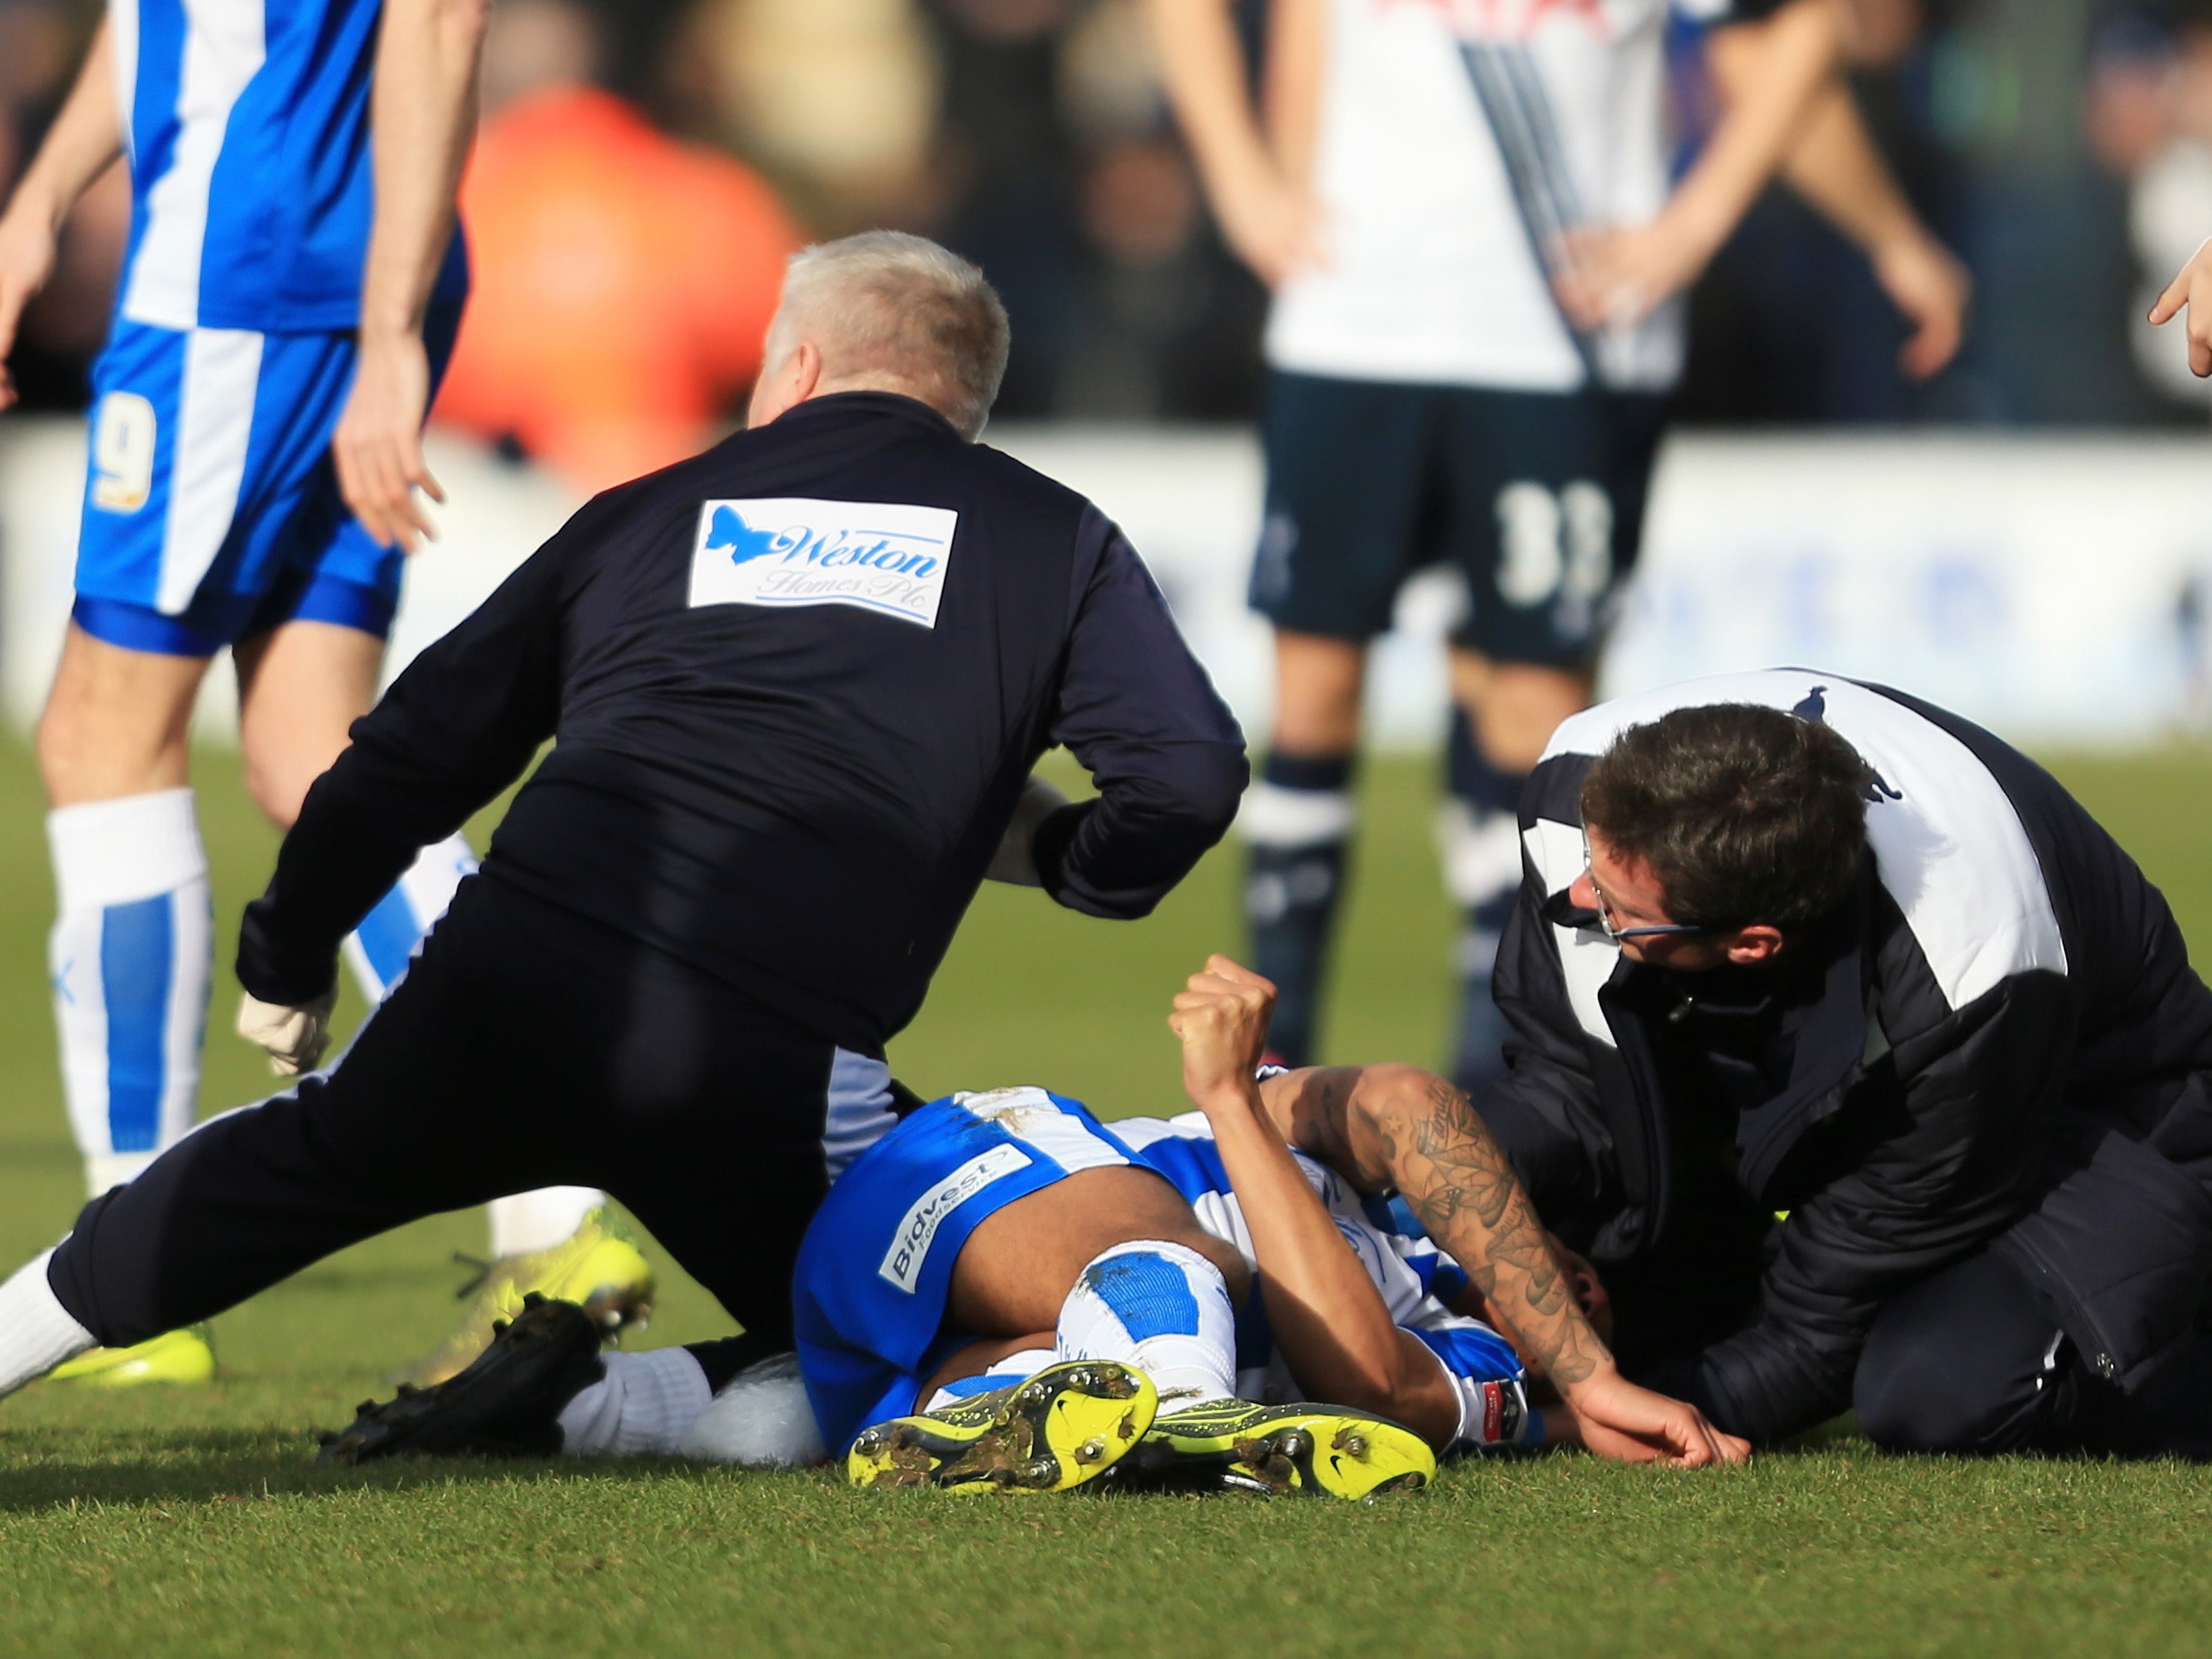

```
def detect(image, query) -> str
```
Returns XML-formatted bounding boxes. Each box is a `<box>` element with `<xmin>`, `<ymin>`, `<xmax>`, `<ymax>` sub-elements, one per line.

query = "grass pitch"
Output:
<box><xmin>0</xmin><ymin>740</ymin><xmax>2207</xmax><ymax>1655</ymax></box>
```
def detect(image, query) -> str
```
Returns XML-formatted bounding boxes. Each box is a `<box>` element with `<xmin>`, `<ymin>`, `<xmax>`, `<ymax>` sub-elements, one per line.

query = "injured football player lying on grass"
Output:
<box><xmin>325</xmin><ymin>957</ymin><xmax>1747</xmax><ymax>1492</ymax></box>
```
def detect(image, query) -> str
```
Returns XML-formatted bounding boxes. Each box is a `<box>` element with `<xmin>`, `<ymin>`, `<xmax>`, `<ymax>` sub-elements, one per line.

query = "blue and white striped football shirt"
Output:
<box><xmin>110</xmin><ymin>0</ymin><xmax>467</xmax><ymax>333</ymax></box>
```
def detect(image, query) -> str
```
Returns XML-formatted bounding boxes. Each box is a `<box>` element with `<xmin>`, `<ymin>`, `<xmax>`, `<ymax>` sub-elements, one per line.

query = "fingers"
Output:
<box><xmin>2148</xmin><ymin>268</ymin><xmax>2190</xmax><ymax>326</ymax></box>
<box><xmin>337</xmin><ymin>434</ymin><xmax>440</xmax><ymax>552</ymax></box>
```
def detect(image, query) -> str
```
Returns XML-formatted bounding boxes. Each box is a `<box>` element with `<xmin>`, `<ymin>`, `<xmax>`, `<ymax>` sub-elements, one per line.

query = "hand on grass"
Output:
<box><xmin>1562</xmin><ymin>1367</ymin><xmax>1752</xmax><ymax>1467</ymax></box>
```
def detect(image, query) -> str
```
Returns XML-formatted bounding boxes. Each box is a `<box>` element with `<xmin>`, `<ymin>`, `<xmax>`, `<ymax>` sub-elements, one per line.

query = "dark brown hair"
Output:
<box><xmin>1579</xmin><ymin>703</ymin><xmax>1871</xmax><ymax>930</ymax></box>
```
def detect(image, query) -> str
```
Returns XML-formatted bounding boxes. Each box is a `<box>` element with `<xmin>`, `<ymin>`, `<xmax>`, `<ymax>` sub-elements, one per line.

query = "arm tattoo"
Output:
<box><xmin>1378</xmin><ymin>1077</ymin><xmax>1610</xmax><ymax>1389</ymax></box>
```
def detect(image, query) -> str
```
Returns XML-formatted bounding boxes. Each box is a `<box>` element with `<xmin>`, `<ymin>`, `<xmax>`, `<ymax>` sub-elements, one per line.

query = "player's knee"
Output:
<box><xmin>1855</xmin><ymin>1286</ymin><xmax>2038</xmax><ymax>1456</ymax></box>
<box><xmin>36</xmin><ymin>657</ymin><xmax>194</xmax><ymax>803</ymax></box>
<box><xmin>239</xmin><ymin>747</ymin><xmax>311</xmax><ymax>830</ymax></box>
<box><xmin>1458</xmin><ymin>664</ymin><xmax>1587</xmax><ymax>775</ymax></box>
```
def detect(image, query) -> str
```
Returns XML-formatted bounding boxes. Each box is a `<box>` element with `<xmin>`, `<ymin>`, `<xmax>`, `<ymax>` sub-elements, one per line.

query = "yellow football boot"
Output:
<box><xmin>49</xmin><ymin>1324</ymin><xmax>217</xmax><ymax>1387</ymax></box>
<box><xmin>389</xmin><ymin>1207</ymin><xmax>654</xmax><ymax>1387</ymax></box>
<box><xmin>1113</xmin><ymin>1398</ymin><xmax>1435</xmax><ymax>1500</ymax></box>
<box><xmin>846</xmin><ymin>1360</ymin><xmax>1158</xmax><ymax>1494</ymax></box>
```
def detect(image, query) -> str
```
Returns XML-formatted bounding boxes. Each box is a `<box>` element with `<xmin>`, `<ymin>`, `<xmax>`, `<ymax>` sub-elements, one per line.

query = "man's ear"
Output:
<box><xmin>745</xmin><ymin>339</ymin><xmax>825</xmax><ymax>429</ymax></box>
<box><xmin>1723</xmin><ymin>924</ymin><xmax>1787</xmax><ymax>966</ymax></box>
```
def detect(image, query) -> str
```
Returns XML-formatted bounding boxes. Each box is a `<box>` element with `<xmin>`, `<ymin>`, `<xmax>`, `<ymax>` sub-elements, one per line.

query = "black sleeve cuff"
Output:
<box><xmin>235</xmin><ymin>895</ymin><xmax>342</xmax><ymax>1008</ymax></box>
<box><xmin>1030</xmin><ymin>799</ymin><xmax>1096</xmax><ymax>904</ymax></box>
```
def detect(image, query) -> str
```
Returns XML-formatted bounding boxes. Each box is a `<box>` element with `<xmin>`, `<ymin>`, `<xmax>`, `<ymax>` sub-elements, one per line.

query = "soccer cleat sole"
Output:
<box><xmin>319</xmin><ymin>1294</ymin><xmax>607</xmax><ymax>1466</ymax></box>
<box><xmin>1116</xmin><ymin>1401</ymin><xmax>1435</xmax><ymax>1500</ymax></box>
<box><xmin>846</xmin><ymin>1361</ymin><xmax>1158</xmax><ymax>1495</ymax></box>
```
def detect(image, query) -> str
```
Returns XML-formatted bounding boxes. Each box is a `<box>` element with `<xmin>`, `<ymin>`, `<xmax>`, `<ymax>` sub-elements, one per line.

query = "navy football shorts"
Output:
<box><xmin>1247</xmin><ymin>370</ymin><xmax>1668</xmax><ymax>669</ymax></box>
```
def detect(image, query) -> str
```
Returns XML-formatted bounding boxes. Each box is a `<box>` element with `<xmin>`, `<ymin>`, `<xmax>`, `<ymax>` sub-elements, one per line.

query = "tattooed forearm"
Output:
<box><xmin>1375</xmin><ymin>1076</ymin><xmax>1610</xmax><ymax>1390</ymax></box>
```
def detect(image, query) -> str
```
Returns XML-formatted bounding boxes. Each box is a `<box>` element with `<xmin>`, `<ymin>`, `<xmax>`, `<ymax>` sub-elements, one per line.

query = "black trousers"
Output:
<box><xmin>1854</xmin><ymin>1249</ymin><xmax>2212</xmax><ymax>1459</ymax></box>
<box><xmin>46</xmin><ymin>875</ymin><xmax>879</xmax><ymax>1352</ymax></box>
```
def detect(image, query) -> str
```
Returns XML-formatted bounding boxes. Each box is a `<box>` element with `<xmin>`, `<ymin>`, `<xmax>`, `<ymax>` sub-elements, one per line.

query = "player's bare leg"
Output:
<box><xmin>1242</xmin><ymin>629</ymin><xmax>1366</xmax><ymax>1067</ymax></box>
<box><xmin>36</xmin><ymin>628</ymin><xmax>220</xmax><ymax>1383</ymax></box>
<box><xmin>232</xmin><ymin>618</ymin><xmax>382</xmax><ymax>825</ymax></box>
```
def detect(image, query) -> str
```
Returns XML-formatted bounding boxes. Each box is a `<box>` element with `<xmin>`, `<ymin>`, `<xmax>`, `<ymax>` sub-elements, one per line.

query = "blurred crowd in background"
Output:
<box><xmin>7</xmin><ymin>0</ymin><xmax>2212</xmax><ymax>485</ymax></box>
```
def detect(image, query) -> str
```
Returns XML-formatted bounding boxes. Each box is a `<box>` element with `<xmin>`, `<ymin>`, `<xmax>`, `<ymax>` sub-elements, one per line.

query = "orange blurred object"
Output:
<box><xmin>434</xmin><ymin>86</ymin><xmax>803</xmax><ymax>494</ymax></box>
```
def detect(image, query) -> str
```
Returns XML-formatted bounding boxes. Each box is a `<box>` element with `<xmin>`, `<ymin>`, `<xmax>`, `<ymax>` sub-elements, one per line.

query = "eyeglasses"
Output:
<box><xmin>1582</xmin><ymin>842</ymin><xmax>1714</xmax><ymax>943</ymax></box>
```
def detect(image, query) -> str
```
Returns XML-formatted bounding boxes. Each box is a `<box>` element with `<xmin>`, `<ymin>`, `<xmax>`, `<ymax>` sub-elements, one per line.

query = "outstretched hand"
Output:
<box><xmin>1169</xmin><ymin>953</ymin><xmax>1277</xmax><ymax>1108</ymax></box>
<box><xmin>1562</xmin><ymin>1367</ymin><xmax>1752</xmax><ymax>1467</ymax></box>
<box><xmin>332</xmin><ymin>329</ymin><xmax>442</xmax><ymax>551</ymax></box>
<box><xmin>2150</xmin><ymin>236</ymin><xmax>2212</xmax><ymax>379</ymax></box>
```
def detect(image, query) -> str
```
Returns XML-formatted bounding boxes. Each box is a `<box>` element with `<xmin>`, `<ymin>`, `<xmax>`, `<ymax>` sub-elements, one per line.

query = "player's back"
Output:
<box><xmin>116</xmin><ymin>0</ymin><xmax>467</xmax><ymax>333</ymax></box>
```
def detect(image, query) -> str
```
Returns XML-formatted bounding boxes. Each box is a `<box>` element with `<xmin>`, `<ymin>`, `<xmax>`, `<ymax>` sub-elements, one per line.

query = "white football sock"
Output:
<box><xmin>922</xmin><ymin>1346</ymin><xmax>1055</xmax><ymax>1412</ymax></box>
<box><xmin>1054</xmin><ymin>1241</ymin><xmax>1237</xmax><ymax>1409</ymax></box>
<box><xmin>556</xmin><ymin>1347</ymin><xmax>712</xmax><ymax>1457</ymax></box>
<box><xmin>336</xmin><ymin>833</ymin><xmax>609</xmax><ymax>1259</ymax></box>
<box><xmin>48</xmin><ymin>789</ymin><xmax>210</xmax><ymax>1198</ymax></box>
<box><xmin>340</xmin><ymin>831</ymin><xmax>477</xmax><ymax>1001</ymax></box>
<box><xmin>0</xmin><ymin>1250</ymin><xmax>95</xmax><ymax>1396</ymax></box>
<box><xmin>679</xmin><ymin>1352</ymin><xmax>828</xmax><ymax>1466</ymax></box>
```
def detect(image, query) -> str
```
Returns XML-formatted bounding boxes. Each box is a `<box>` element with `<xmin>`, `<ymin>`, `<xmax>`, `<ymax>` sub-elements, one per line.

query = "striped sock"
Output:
<box><xmin>1054</xmin><ymin>1241</ymin><xmax>1237</xmax><ymax>1409</ymax></box>
<box><xmin>47</xmin><ymin>789</ymin><xmax>210</xmax><ymax>1197</ymax></box>
<box><xmin>1440</xmin><ymin>708</ymin><xmax>1525</xmax><ymax>1096</ymax></box>
<box><xmin>1240</xmin><ymin>752</ymin><xmax>1355</xmax><ymax>1068</ymax></box>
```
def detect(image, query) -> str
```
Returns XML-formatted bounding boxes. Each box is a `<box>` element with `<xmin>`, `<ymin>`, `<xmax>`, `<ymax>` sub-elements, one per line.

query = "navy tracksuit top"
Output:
<box><xmin>239</xmin><ymin>393</ymin><xmax>1249</xmax><ymax>1053</ymax></box>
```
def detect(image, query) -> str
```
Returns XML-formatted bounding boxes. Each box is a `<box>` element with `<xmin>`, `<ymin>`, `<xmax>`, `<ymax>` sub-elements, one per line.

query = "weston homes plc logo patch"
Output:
<box><xmin>688</xmin><ymin>497</ymin><xmax>958</xmax><ymax>628</ymax></box>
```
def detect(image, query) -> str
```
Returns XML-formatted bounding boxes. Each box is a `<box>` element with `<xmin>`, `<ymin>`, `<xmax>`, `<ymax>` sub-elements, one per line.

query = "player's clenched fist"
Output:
<box><xmin>237</xmin><ymin>988</ymin><xmax>338</xmax><ymax>1078</ymax></box>
<box><xmin>1169</xmin><ymin>954</ymin><xmax>1277</xmax><ymax>1107</ymax></box>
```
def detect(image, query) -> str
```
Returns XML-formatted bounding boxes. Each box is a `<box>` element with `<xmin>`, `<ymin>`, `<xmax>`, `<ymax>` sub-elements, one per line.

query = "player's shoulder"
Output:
<box><xmin>964</xmin><ymin>441</ymin><xmax>1102</xmax><ymax>530</ymax></box>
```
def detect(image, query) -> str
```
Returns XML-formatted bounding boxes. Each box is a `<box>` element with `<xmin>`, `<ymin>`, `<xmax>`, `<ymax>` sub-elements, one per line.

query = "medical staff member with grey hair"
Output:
<box><xmin>0</xmin><ymin>231</ymin><xmax>1250</xmax><ymax>1406</ymax></box>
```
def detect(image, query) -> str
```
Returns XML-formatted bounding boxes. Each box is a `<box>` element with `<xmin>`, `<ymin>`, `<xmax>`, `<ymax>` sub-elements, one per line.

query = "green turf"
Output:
<box><xmin>0</xmin><ymin>739</ymin><xmax>2207</xmax><ymax>1655</ymax></box>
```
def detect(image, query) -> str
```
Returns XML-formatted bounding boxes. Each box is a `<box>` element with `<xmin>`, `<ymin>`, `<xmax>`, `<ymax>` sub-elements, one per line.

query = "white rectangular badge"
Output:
<box><xmin>877</xmin><ymin>1143</ymin><xmax>1033</xmax><ymax>1292</ymax></box>
<box><xmin>689</xmin><ymin>497</ymin><xmax>958</xmax><ymax>629</ymax></box>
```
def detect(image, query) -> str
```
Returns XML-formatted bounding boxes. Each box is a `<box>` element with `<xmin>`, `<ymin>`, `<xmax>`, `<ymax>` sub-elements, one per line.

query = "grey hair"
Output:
<box><xmin>761</xmin><ymin>232</ymin><xmax>1010</xmax><ymax>441</ymax></box>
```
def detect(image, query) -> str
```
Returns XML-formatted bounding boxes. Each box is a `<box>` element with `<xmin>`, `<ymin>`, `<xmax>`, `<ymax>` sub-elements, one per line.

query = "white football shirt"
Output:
<box><xmin>1265</xmin><ymin>0</ymin><xmax>1735</xmax><ymax>393</ymax></box>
